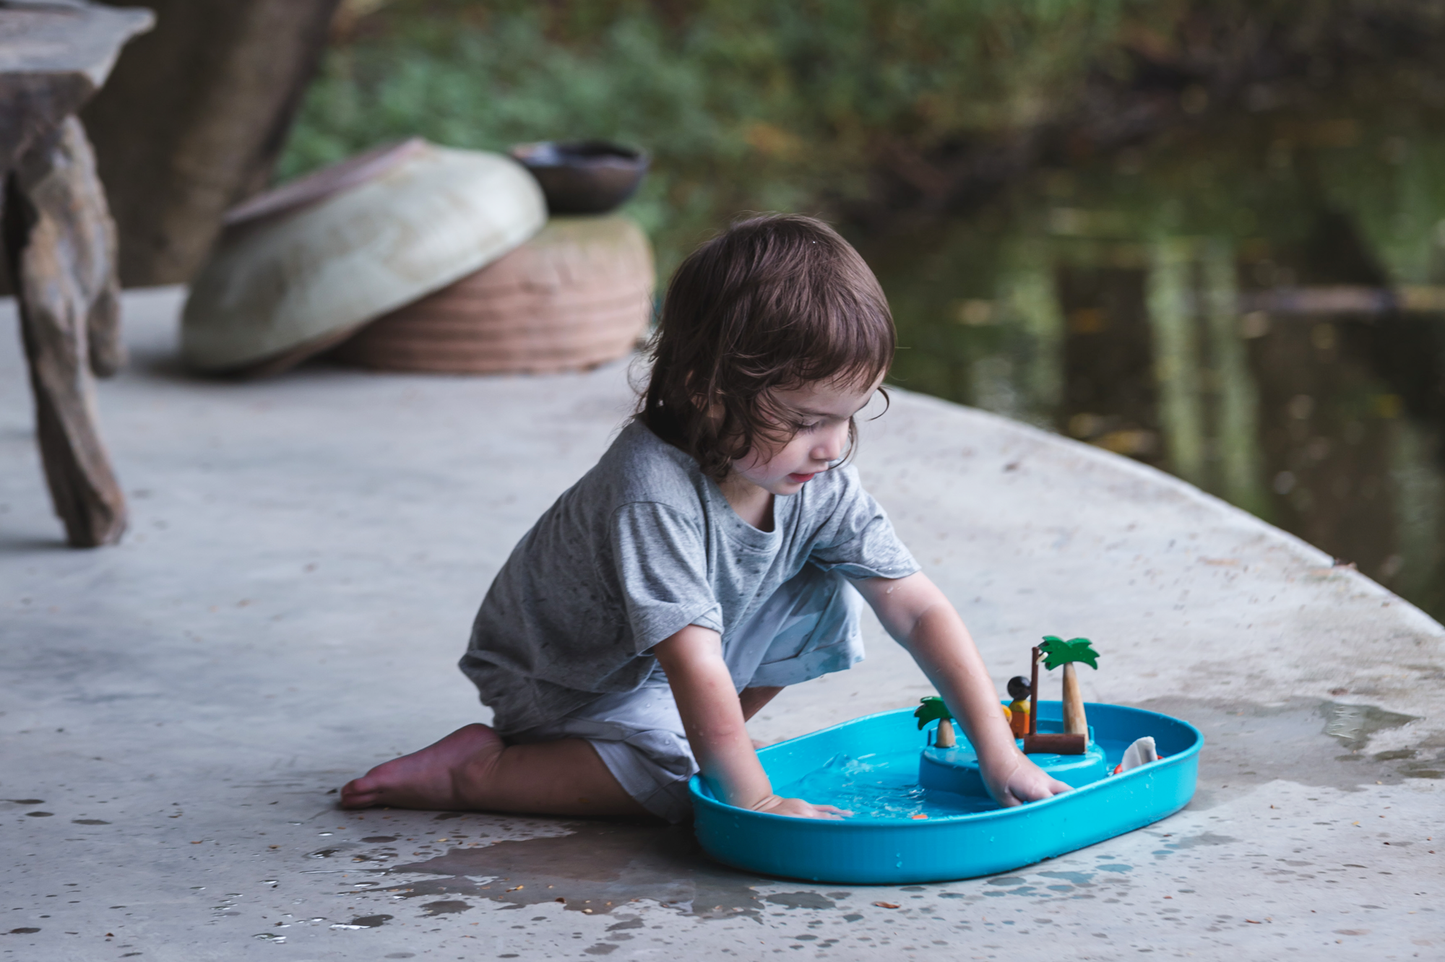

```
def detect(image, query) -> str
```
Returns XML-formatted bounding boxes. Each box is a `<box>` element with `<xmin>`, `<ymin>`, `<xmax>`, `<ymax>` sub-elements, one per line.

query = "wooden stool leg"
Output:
<box><xmin>6</xmin><ymin>117</ymin><xmax>127</xmax><ymax>547</ymax></box>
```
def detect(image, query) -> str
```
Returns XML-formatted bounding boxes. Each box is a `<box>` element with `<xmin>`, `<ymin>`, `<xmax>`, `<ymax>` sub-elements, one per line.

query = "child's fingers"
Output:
<box><xmin>1005</xmin><ymin>772</ymin><xmax>1073</xmax><ymax>804</ymax></box>
<box><xmin>985</xmin><ymin>755</ymin><xmax>1072</xmax><ymax>806</ymax></box>
<box><xmin>789</xmin><ymin>800</ymin><xmax>850</xmax><ymax>819</ymax></box>
<box><xmin>759</xmin><ymin>796</ymin><xmax>853</xmax><ymax>819</ymax></box>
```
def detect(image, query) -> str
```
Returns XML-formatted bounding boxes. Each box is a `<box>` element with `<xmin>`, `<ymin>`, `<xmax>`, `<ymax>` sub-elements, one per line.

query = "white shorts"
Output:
<box><xmin>505</xmin><ymin>564</ymin><xmax>865</xmax><ymax>823</ymax></box>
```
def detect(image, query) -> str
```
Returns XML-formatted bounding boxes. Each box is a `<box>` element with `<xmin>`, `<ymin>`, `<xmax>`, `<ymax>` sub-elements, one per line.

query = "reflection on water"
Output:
<box><xmin>868</xmin><ymin>82</ymin><xmax>1445</xmax><ymax>620</ymax></box>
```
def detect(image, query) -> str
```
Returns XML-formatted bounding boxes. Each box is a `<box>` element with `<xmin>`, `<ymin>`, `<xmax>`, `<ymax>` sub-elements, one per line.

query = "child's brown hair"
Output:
<box><xmin>639</xmin><ymin>213</ymin><xmax>895</xmax><ymax>480</ymax></box>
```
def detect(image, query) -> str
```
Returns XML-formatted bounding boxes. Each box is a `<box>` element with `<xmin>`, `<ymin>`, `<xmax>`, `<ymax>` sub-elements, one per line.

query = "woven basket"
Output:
<box><xmin>335</xmin><ymin>214</ymin><xmax>653</xmax><ymax>375</ymax></box>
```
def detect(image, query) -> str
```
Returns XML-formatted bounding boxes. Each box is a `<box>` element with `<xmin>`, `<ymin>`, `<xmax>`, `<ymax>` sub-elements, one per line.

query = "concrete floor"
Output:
<box><xmin>2</xmin><ymin>288</ymin><xmax>1441</xmax><ymax>962</ymax></box>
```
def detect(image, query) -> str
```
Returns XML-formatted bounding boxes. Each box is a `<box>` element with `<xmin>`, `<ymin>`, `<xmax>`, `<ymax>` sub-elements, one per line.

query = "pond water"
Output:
<box><xmin>866</xmin><ymin>76</ymin><xmax>1445</xmax><ymax>620</ymax></box>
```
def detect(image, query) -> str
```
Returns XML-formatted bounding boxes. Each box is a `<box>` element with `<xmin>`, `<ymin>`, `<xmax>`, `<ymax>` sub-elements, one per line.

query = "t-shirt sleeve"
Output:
<box><xmin>807</xmin><ymin>466</ymin><xmax>921</xmax><ymax>580</ymax></box>
<box><xmin>609</xmin><ymin>500</ymin><xmax>724</xmax><ymax>653</ymax></box>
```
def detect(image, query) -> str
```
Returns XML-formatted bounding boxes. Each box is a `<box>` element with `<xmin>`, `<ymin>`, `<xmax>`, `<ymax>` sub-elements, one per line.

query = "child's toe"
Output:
<box><xmin>339</xmin><ymin>779</ymin><xmax>379</xmax><ymax>808</ymax></box>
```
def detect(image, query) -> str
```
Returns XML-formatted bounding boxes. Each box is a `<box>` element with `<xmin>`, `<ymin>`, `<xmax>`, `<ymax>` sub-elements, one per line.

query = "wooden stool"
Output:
<box><xmin>335</xmin><ymin>215</ymin><xmax>654</xmax><ymax>375</ymax></box>
<box><xmin>1</xmin><ymin>2</ymin><xmax>152</xmax><ymax>547</ymax></box>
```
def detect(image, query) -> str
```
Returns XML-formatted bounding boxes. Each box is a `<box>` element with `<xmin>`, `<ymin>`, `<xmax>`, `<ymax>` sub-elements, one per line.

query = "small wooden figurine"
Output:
<box><xmin>1006</xmin><ymin>675</ymin><xmax>1031</xmax><ymax>738</ymax></box>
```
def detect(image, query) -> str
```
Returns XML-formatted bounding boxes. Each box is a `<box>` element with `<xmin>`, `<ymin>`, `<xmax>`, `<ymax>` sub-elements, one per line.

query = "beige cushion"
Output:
<box><xmin>181</xmin><ymin>142</ymin><xmax>546</xmax><ymax>374</ymax></box>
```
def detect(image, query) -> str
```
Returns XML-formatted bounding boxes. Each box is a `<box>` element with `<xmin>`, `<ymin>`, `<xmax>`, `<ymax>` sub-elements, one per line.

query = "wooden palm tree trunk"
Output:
<box><xmin>1061</xmin><ymin>663</ymin><xmax>1088</xmax><ymax>735</ymax></box>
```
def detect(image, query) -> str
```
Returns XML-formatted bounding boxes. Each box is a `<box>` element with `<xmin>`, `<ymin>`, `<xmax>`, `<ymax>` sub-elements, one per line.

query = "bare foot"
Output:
<box><xmin>340</xmin><ymin>723</ymin><xmax>503</xmax><ymax>810</ymax></box>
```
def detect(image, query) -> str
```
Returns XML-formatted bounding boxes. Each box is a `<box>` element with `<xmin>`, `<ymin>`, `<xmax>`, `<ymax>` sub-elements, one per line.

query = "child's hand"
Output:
<box><xmin>750</xmin><ymin>794</ymin><xmax>852</xmax><ymax>819</ymax></box>
<box><xmin>982</xmin><ymin>751</ymin><xmax>1072</xmax><ymax>807</ymax></box>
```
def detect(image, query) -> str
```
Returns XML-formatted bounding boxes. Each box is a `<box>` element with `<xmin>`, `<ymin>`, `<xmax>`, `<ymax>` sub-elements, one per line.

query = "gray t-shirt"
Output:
<box><xmin>461</xmin><ymin>419</ymin><xmax>919</xmax><ymax>733</ymax></box>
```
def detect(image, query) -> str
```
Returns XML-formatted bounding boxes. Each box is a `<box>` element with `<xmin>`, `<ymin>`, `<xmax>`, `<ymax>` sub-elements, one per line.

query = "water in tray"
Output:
<box><xmin>775</xmin><ymin>751</ymin><xmax>1001</xmax><ymax>820</ymax></box>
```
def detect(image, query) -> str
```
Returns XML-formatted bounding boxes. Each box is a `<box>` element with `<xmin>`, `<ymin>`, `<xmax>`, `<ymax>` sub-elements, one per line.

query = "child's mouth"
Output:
<box><xmin>788</xmin><ymin>472</ymin><xmax>817</xmax><ymax>483</ymax></box>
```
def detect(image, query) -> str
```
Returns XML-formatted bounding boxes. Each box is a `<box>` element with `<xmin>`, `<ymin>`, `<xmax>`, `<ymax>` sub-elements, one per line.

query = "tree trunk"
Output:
<box><xmin>1061</xmin><ymin>663</ymin><xmax>1088</xmax><ymax>735</ymax></box>
<box><xmin>934</xmin><ymin>718</ymin><xmax>956</xmax><ymax>749</ymax></box>
<box><xmin>80</xmin><ymin>0</ymin><xmax>343</xmax><ymax>287</ymax></box>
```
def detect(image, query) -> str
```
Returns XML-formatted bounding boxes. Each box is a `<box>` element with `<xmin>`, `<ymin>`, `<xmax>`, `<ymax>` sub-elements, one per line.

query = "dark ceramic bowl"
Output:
<box><xmin>509</xmin><ymin>140</ymin><xmax>649</xmax><ymax>215</ymax></box>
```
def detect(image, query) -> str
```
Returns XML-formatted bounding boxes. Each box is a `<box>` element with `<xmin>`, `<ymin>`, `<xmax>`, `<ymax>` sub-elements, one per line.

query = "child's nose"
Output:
<box><xmin>812</xmin><ymin>422</ymin><xmax>848</xmax><ymax>462</ymax></box>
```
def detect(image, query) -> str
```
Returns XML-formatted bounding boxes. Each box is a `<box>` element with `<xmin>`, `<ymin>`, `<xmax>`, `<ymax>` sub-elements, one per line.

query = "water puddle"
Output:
<box><xmin>1134</xmin><ymin>696</ymin><xmax>1437</xmax><ymax>792</ymax></box>
<box><xmin>330</xmin><ymin>913</ymin><xmax>392</xmax><ymax>930</ymax></box>
<box><xmin>1319</xmin><ymin>702</ymin><xmax>1418</xmax><ymax>750</ymax></box>
<box><xmin>375</xmin><ymin>820</ymin><xmax>769</xmax><ymax>919</ymax></box>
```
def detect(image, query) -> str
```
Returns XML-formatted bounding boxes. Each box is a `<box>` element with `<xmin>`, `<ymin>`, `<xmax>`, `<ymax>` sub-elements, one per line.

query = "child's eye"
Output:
<box><xmin>794</xmin><ymin>420</ymin><xmax>822</xmax><ymax>431</ymax></box>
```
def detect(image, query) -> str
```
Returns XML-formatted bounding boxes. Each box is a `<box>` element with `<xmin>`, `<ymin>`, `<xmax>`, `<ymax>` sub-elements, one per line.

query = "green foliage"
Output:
<box><xmin>1039</xmin><ymin>635</ymin><xmax>1100</xmax><ymax>670</ymax></box>
<box><xmin>282</xmin><ymin>0</ymin><xmax>1132</xmax><ymax>277</ymax></box>
<box><xmin>285</xmin><ymin>1</ymin><xmax>1445</xmax><ymax>282</ymax></box>
<box><xmin>914</xmin><ymin>695</ymin><xmax>953</xmax><ymax>729</ymax></box>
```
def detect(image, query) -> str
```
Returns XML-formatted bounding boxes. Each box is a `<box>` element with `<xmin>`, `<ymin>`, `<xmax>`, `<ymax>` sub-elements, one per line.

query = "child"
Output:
<box><xmin>342</xmin><ymin>214</ymin><xmax>1070</xmax><ymax>822</ymax></box>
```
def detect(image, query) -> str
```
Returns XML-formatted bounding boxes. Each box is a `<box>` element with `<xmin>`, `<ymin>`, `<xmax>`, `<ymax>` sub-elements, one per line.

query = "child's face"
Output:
<box><xmin>730</xmin><ymin>374</ymin><xmax>884</xmax><ymax>496</ymax></box>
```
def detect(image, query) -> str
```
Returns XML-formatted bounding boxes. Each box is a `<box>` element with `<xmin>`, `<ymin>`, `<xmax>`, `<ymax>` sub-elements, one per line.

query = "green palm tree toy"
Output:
<box><xmin>914</xmin><ymin>696</ymin><xmax>956</xmax><ymax>748</ymax></box>
<box><xmin>1040</xmin><ymin>635</ymin><xmax>1100</xmax><ymax>735</ymax></box>
<box><xmin>1020</xmin><ymin>636</ymin><xmax>1100</xmax><ymax>756</ymax></box>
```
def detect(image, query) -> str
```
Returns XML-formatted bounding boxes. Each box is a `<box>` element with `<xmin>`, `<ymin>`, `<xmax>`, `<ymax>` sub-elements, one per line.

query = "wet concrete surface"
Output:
<box><xmin>381</xmin><ymin>820</ymin><xmax>771</xmax><ymax>918</ymax></box>
<box><xmin>3</xmin><ymin>290</ymin><xmax>1442</xmax><ymax>960</ymax></box>
<box><xmin>1137</xmin><ymin>697</ymin><xmax>1440</xmax><ymax>794</ymax></box>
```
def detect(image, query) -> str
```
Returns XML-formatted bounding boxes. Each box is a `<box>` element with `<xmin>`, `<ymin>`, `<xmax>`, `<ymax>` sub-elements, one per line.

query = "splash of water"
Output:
<box><xmin>776</xmin><ymin>751</ymin><xmax>1000</xmax><ymax>820</ymax></box>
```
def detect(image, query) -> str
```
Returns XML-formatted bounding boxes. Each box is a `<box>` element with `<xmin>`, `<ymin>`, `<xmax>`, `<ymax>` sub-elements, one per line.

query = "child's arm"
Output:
<box><xmin>653</xmin><ymin>625</ymin><xmax>848</xmax><ymax>819</ymax></box>
<box><xmin>853</xmin><ymin>572</ymin><xmax>1072</xmax><ymax>805</ymax></box>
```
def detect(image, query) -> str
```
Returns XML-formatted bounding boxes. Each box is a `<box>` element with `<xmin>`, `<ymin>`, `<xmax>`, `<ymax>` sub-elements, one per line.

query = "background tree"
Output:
<box><xmin>81</xmin><ymin>0</ymin><xmax>342</xmax><ymax>286</ymax></box>
<box><xmin>281</xmin><ymin>0</ymin><xmax>1445</xmax><ymax>279</ymax></box>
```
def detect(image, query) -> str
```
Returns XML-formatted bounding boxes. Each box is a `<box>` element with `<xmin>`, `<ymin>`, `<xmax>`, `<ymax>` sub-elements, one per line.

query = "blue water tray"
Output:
<box><xmin>689</xmin><ymin>701</ymin><xmax>1202</xmax><ymax>883</ymax></box>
